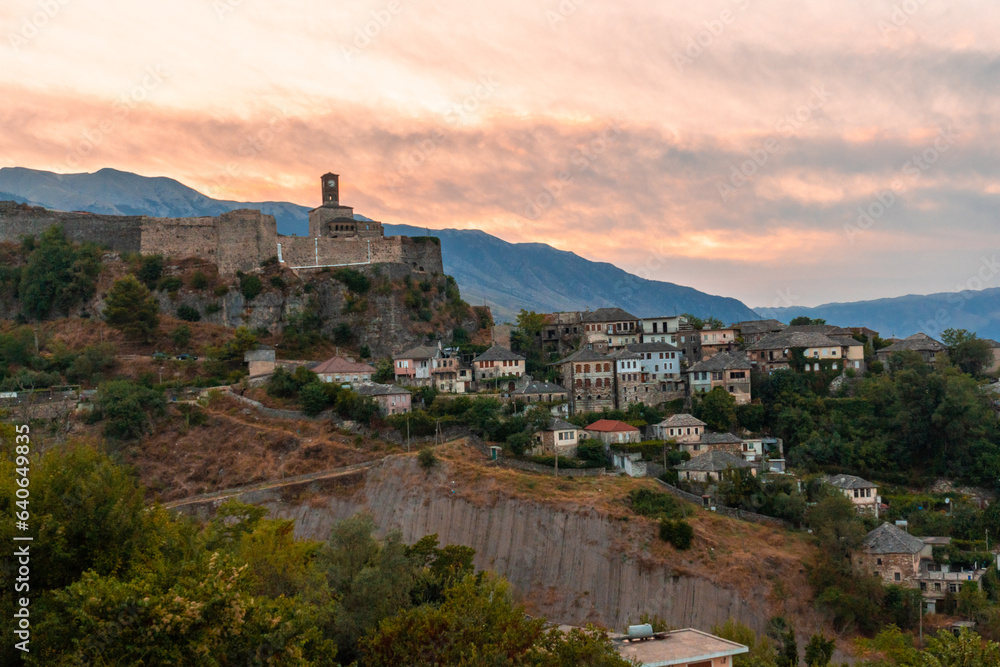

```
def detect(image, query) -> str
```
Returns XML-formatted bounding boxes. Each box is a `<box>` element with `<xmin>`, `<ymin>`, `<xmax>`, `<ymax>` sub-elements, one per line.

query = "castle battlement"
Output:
<box><xmin>0</xmin><ymin>173</ymin><xmax>443</xmax><ymax>276</ymax></box>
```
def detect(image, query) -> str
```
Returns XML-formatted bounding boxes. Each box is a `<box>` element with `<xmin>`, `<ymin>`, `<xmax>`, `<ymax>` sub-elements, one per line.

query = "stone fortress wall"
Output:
<box><xmin>0</xmin><ymin>173</ymin><xmax>443</xmax><ymax>276</ymax></box>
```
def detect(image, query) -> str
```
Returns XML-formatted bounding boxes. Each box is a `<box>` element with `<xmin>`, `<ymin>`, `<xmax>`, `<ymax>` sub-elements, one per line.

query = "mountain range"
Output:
<box><xmin>4</xmin><ymin>167</ymin><xmax>999</xmax><ymax>339</ymax></box>
<box><xmin>0</xmin><ymin>167</ymin><xmax>757</xmax><ymax>323</ymax></box>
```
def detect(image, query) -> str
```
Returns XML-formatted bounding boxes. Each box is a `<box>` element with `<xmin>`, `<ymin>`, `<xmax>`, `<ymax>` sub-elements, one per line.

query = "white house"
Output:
<box><xmin>626</xmin><ymin>342</ymin><xmax>682</xmax><ymax>379</ymax></box>
<box><xmin>650</xmin><ymin>414</ymin><xmax>705</xmax><ymax>442</ymax></box>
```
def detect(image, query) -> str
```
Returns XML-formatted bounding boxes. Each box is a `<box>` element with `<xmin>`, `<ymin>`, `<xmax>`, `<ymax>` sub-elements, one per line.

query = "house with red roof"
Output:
<box><xmin>313</xmin><ymin>356</ymin><xmax>376</xmax><ymax>385</ymax></box>
<box><xmin>584</xmin><ymin>419</ymin><xmax>641</xmax><ymax>445</ymax></box>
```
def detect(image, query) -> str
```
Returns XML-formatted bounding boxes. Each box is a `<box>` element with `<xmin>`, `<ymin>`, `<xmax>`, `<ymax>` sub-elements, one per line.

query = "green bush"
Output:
<box><xmin>190</xmin><ymin>271</ymin><xmax>209</xmax><ymax>290</ymax></box>
<box><xmin>97</xmin><ymin>380</ymin><xmax>166</xmax><ymax>440</ymax></box>
<box><xmin>103</xmin><ymin>276</ymin><xmax>160</xmax><ymax>341</ymax></box>
<box><xmin>418</xmin><ymin>447</ymin><xmax>437</xmax><ymax>469</ymax></box>
<box><xmin>269</xmin><ymin>275</ymin><xmax>286</xmax><ymax>289</ymax></box>
<box><xmin>213</xmin><ymin>284</ymin><xmax>230</xmax><ymax>297</ymax></box>
<box><xmin>299</xmin><ymin>382</ymin><xmax>332</xmax><ymax>417</ymax></box>
<box><xmin>240</xmin><ymin>275</ymin><xmax>263</xmax><ymax>301</ymax></box>
<box><xmin>659</xmin><ymin>519</ymin><xmax>694</xmax><ymax>550</ymax></box>
<box><xmin>137</xmin><ymin>255</ymin><xmax>164</xmax><ymax>289</ymax></box>
<box><xmin>333</xmin><ymin>323</ymin><xmax>354</xmax><ymax>345</ymax></box>
<box><xmin>176</xmin><ymin>305</ymin><xmax>201</xmax><ymax>322</ymax></box>
<box><xmin>334</xmin><ymin>268</ymin><xmax>370</xmax><ymax>294</ymax></box>
<box><xmin>629</xmin><ymin>488</ymin><xmax>683</xmax><ymax>520</ymax></box>
<box><xmin>156</xmin><ymin>276</ymin><xmax>183</xmax><ymax>293</ymax></box>
<box><xmin>171</xmin><ymin>324</ymin><xmax>192</xmax><ymax>350</ymax></box>
<box><xmin>205</xmin><ymin>302</ymin><xmax>222</xmax><ymax>315</ymax></box>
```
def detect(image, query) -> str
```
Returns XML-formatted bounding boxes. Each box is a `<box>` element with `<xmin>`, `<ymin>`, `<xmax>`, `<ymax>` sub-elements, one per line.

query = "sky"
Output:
<box><xmin>2</xmin><ymin>0</ymin><xmax>999</xmax><ymax>308</ymax></box>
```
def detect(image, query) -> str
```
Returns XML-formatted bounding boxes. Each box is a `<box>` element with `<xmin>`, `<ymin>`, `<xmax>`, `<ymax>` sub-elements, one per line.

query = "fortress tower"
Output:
<box><xmin>308</xmin><ymin>172</ymin><xmax>384</xmax><ymax>238</ymax></box>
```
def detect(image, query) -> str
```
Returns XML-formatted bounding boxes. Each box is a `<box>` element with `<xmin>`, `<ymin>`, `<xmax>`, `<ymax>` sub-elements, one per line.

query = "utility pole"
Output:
<box><xmin>554</xmin><ymin>447</ymin><xmax>558</xmax><ymax>477</ymax></box>
<box><xmin>406</xmin><ymin>415</ymin><xmax>410</xmax><ymax>453</ymax></box>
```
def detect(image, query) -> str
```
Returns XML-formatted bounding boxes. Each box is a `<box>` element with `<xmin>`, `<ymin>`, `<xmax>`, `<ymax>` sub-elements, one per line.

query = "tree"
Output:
<box><xmin>136</xmin><ymin>254</ymin><xmax>164</xmax><ymax>289</ymax></box>
<box><xmin>705</xmin><ymin>316</ymin><xmax>724</xmax><ymax>330</ymax></box>
<box><xmin>804</xmin><ymin>634</ymin><xmax>834</xmax><ymax>666</ymax></box>
<box><xmin>697</xmin><ymin>386</ymin><xmax>737</xmax><ymax>431</ymax></box>
<box><xmin>790</xmin><ymin>316</ymin><xmax>826</xmax><ymax>326</ymax></box>
<box><xmin>103</xmin><ymin>275</ymin><xmax>160</xmax><ymax>341</ymax></box>
<box><xmin>941</xmin><ymin>328</ymin><xmax>993</xmax><ymax>377</ymax></box>
<box><xmin>240</xmin><ymin>273</ymin><xmax>263</xmax><ymax>300</ymax></box>
<box><xmin>171</xmin><ymin>324</ymin><xmax>191</xmax><ymax>350</ymax></box>
<box><xmin>682</xmin><ymin>313</ymin><xmax>705</xmax><ymax>330</ymax></box>
<box><xmin>300</xmin><ymin>381</ymin><xmax>332</xmax><ymax>416</ymax></box>
<box><xmin>97</xmin><ymin>380</ymin><xmax>166</xmax><ymax>440</ymax></box>
<box><xmin>18</xmin><ymin>225</ymin><xmax>101</xmax><ymax>320</ymax></box>
<box><xmin>516</xmin><ymin>309</ymin><xmax>547</xmax><ymax>338</ymax></box>
<box><xmin>176</xmin><ymin>304</ymin><xmax>201</xmax><ymax>322</ymax></box>
<box><xmin>713</xmin><ymin>619</ymin><xmax>777</xmax><ymax>667</ymax></box>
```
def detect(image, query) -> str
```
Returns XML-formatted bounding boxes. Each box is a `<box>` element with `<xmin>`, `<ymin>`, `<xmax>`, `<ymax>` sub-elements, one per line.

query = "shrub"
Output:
<box><xmin>261</xmin><ymin>256</ymin><xmax>279</xmax><ymax>267</ymax></box>
<box><xmin>171</xmin><ymin>324</ymin><xmax>192</xmax><ymax>350</ymax></box>
<box><xmin>266</xmin><ymin>367</ymin><xmax>299</xmax><ymax>399</ymax></box>
<box><xmin>418</xmin><ymin>448</ymin><xmax>437</xmax><ymax>469</ymax></box>
<box><xmin>190</xmin><ymin>271</ymin><xmax>209</xmax><ymax>289</ymax></box>
<box><xmin>577</xmin><ymin>440</ymin><xmax>608</xmax><ymax>467</ymax></box>
<box><xmin>334</xmin><ymin>268</ymin><xmax>370</xmax><ymax>294</ymax></box>
<box><xmin>205</xmin><ymin>302</ymin><xmax>222</xmax><ymax>315</ymax></box>
<box><xmin>659</xmin><ymin>519</ymin><xmax>694</xmax><ymax>550</ymax></box>
<box><xmin>156</xmin><ymin>276</ymin><xmax>183</xmax><ymax>293</ymax></box>
<box><xmin>628</xmin><ymin>488</ymin><xmax>682</xmax><ymax>520</ymax></box>
<box><xmin>417</xmin><ymin>309</ymin><xmax>433</xmax><ymax>322</ymax></box>
<box><xmin>97</xmin><ymin>380</ymin><xmax>166</xmax><ymax>440</ymax></box>
<box><xmin>359</xmin><ymin>345</ymin><xmax>371</xmax><ymax>359</ymax></box>
<box><xmin>506</xmin><ymin>432</ymin><xmax>533</xmax><ymax>457</ymax></box>
<box><xmin>176</xmin><ymin>305</ymin><xmax>201</xmax><ymax>322</ymax></box>
<box><xmin>333</xmin><ymin>323</ymin><xmax>354</xmax><ymax>345</ymax></box>
<box><xmin>299</xmin><ymin>382</ymin><xmax>332</xmax><ymax>417</ymax></box>
<box><xmin>213</xmin><ymin>284</ymin><xmax>230</xmax><ymax>297</ymax></box>
<box><xmin>269</xmin><ymin>275</ymin><xmax>286</xmax><ymax>289</ymax></box>
<box><xmin>103</xmin><ymin>276</ymin><xmax>160</xmax><ymax>341</ymax></box>
<box><xmin>137</xmin><ymin>254</ymin><xmax>164</xmax><ymax>289</ymax></box>
<box><xmin>240</xmin><ymin>275</ymin><xmax>263</xmax><ymax>301</ymax></box>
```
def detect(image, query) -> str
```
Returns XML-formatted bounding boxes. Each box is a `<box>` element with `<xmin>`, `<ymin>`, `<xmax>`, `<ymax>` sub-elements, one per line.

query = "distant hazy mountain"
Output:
<box><xmin>0</xmin><ymin>167</ymin><xmax>312</xmax><ymax>235</ymax></box>
<box><xmin>0</xmin><ymin>167</ymin><xmax>758</xmax><ymax>323</ymax></box>
<box><xmin>757</xmin><ymin>289</ymin><xmax>1000</xmax><ymax>341</ymax></box>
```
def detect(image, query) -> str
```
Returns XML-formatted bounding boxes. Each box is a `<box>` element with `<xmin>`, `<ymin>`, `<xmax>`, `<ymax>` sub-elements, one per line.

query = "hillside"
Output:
<box><xmin>757</xmin><ymin>288</ymin><xmax>1000</xmax><ymax>341</ymax></box>
<box><xmin>0</xmin><ymin>167</ymin><xmax>759</xmax><ymax>323</ymax></box>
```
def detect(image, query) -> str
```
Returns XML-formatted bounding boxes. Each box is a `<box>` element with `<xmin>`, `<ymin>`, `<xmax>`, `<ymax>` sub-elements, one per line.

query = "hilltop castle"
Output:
<box><xmin>0</xmin><ymin>172</ymin><xmax>443</xmax><ymax>276</ymax></box>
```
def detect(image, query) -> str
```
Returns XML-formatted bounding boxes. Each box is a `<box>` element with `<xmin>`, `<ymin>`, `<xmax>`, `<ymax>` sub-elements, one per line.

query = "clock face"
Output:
<box><xmin>327</xmin><ymin>180</ymin><xmax>336</xmax><ymax>187</ymax></box>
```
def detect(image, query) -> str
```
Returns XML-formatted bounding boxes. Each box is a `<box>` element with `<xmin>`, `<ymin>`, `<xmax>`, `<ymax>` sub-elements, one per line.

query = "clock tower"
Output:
<box><xmin>321</xmin><ymin>172</ymin><xmax>339</xmax><ymax>206</ymax></box>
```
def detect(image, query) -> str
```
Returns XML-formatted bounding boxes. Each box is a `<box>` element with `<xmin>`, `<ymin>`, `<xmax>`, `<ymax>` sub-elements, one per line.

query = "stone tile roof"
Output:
<box><xmin>607</xmin><ymin>348</ymin><xmax>642</xmax><ymax>360</ymax></box>
<box><xmin>472</xmin><ymin>345</ymin><xmax>525</xmax><ymax>363</ymax></box>
<box><xmin>581</xmin><ymin>307</ymin><xmax>640</xmax><ymax>323</ymax></box>
<box><xmin>701</xmin><ymin>432</ymin><xmax>742</xmax><ymax>445</ymax></box>
<box><xmin>733</xmin><ymin>319</ymin><xmax>787</xmax><ymax>335</ymax></box>
<box><xmin>543</xmin><ymin>417</ymin><xmax>579</xmax><ymax>432</ymax></box>
<box><xmin>687</xmin><ymin>351</ymin><xmax>752</xmax><ymax>373</ymax></box>
<box><xmin>312</xmin><ymin>356</ymin><xmax>377</xmax><ymax>374</ymax></box>
<box><xmin>674</xmin><ymin>450</ymin><xmax>753</xmax><ymax>472</ymax></box>
<box><xmin>658</xmin><ymin>413</ymin><xmax>706</xmax><ymax>428</ymax></box>
<box><xmin>552</xmin><ymin>347</ymin><xmax>613</xmax><ymax>365</ymax></box>
<box><xmin>585</xmin><ymin>419</ymin><xmax>640</xmax><ymax>433</ymax></box>
<box><xmin>879</xmin><ymin>333</ymin><xmax>947</xmax><ymax>354</ymax></box>
<box><xmin>353</xmin><ymin>382</ymin><xmax>411</xmax><ymax>397</ymax></box>
<box><xmin>396</xmin><ymin>344</ymin><xmax>442</xmax><ymax>360</ymax></box>
<box><xmin>615</xmin><ymin>628</ymin><xmax>749</xmax><ymax>666</ymax></box>
<box><xmin>626</xmin><ymin>342</ymin><xmax>681</xmax><ymax>353</ymax></box>
<box><xmin>862</xmin><ymin>522</ymin><xmax>926</xmax><ymax>554</ymax></box>
<box><xmin>746</xmin><ymin>329</ymin><xmax>861</xmax><ymax>351</ymax></box>
<box><xmin>825</xmin><ymin>473</ymin><xmax>877</xmax><ymax>490</ymax></box>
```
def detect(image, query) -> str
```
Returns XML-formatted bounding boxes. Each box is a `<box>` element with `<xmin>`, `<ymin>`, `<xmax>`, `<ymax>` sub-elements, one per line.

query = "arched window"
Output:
<box><xmin>575</xmin><ymin>364</ymin><xmax>582</xmax><ymax>373</ymax></box>
<box><xmin>605</xmin><ymin>363</ymin><xmax>611</xmax><ymax>372</ymax></box>
<box><xmin>595</xmin><ymin>378</ymin><xmax>602</xmax><ymax>388</ymax></box>
<box><xmin>584</xmin><ymin>364</ymin><xmax>590</xmax><ymax>373</ymax></box>
<box><xmin>585</xmin><ymin>379</ymin><xmax>591</xmax><ymax>387</ymax></box>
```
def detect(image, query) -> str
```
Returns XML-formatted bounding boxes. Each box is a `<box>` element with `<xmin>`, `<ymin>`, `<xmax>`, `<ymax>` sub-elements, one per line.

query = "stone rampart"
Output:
<box><xmin>0</xmin><ymin>201</ymin><xmax>143</xmax><ymax>252</ymax></box>
<box><xmin>277</xmin><ymin>234</ymin><xmax>443</xmax><ymax>273</ymax></box>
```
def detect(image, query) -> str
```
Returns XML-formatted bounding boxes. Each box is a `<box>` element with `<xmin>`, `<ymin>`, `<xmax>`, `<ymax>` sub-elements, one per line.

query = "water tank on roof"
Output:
<box><xmin>627</xmin><ymin>624</ymin><xmax>654</xmax><ymax>639</ymax></box>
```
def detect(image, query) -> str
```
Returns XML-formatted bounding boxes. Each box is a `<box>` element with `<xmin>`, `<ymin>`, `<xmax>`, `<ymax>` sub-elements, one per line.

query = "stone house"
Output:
<box><xmin>628</xmin><ymin>342</ymin><xmax>682</xmax><ymax>380</ymax></box>
<box><xmin>312</xmin><ymin>356</ymin><xmax>376</xmax><ymax>384</ymax></box>
<box><xmin>875</xmin><ymin>333</ymin><xmax>948</xmax><ymax>366</ymax></box>
<box><xmin>394</xmin><ymin>342</ymin><xmax>443</xmax><ymax>386</ymax></box>
<box><xmin>640</xmin><ymin>315</ymin><xmax>688</xmax><ymax>343</ymax></box>
<box><xmin>681</xmin><ymin>432</ymin><xmax>743</xmax><ymax>458</ymax></box>
<box><xmin>532</xmin><ymin>417</ymin><xmax>582</xmax><ymax>457</ymax></box>
<box><xmin>610</xmin><ymin>349</ymin><xmax>644</xmax><ymax>407</ymax></box>
<box><xmin>510</xmin><ymin>375</ymin><xmax>568</xmax><ymax>405</ymax></box>
<box><xmin>853</xmin><ymin>523</ymin><xmax>926</xmax><ymax>587</ymax></box>
<box><xmin>609</xmin><ymin>447</ymin><xmax>647</xmax><ymax>478</ymax></box>
<box><xmin>650</xmin><ymin>413</ymin><xmax>705</xmax><ymax>442</ymax></box>
<box><xmin>584</xmin><ymin>419</ymin><xmax>641</xmax><ymax>446</ymax></box>
<box><xmin>984</xmin><ymin>339</ymin><xmax>1000</xmax><ymax>374</ymax></box>
<box><xmin>581</xmin><ymin>307</ymin><xmax>641</xmax><ymax>350</ymax></box>
<box><xmin>354</xmin><ymin>382</ymin><xmax>411</xmax><ymax>415</ymax></box>
<box><xmin>552</xmin><ymin>348</ymin><xmax>616</xmax><ymax>414</ymax></box>
<box><xmin>615</xmin><ymin>628</ymin><xmax>748</xmax><ymax>667</ymax></box>
<box><xmin>430</xmin><ymin>355</ymin><xmax>472</xmax><ymax>393</ymax></box>
<box><xmin>699</xmin><ymin>328</ymin><xmax>739</xmax><ymax>360</ymax></box>
<box><xmin>471</xmin><ymin>345</ymin><xmax>526</xmax><ymax>389</ymax></box>
<box><xmin>533</xmin><ymin>311</ymin><xmax>585</xmax><ymax>358</ymax></box>
<box><xmin>674</xmin><ymin>450</ymin><xmax>756</xmax><ymax>483</ymax></box>
<box><xmin>824</xmin><ymin>473</ymin><xmax>880</xmax><ymax>517</ymax></box>
<box><xmin>733</xmin><ymin>319</ymin><xmax>787</xmax><ymax>346</ymax></box>
<box><xmin>686</xmin><ymin>352</ymin><xmax>752</xmax><ymax>404</ymax></box>
<box><xmin>243</xmin><ymin>344</ymin><xmax>276</xmax><ymax>378</ymax></box>
<box><xmin>746</xmin><ymin>326</ymin><xmax>865</xmax><ymax>374</ymax></box>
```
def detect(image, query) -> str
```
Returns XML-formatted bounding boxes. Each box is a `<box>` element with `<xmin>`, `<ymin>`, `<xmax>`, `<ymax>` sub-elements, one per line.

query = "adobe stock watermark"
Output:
<box><xmin>844</xmin><ymin>125</ymin><xmax>958</xmax><ymax>244</ymax></box>
<box><xmin>213</xmin><ymin>107</ymin><xmax>290</xmax><ymax>192</ymax></box>
<box><xmin>386</xmin><ymin>74</ymin><xmax>501</xmax><ymax>190</ymax></box>
<box><xmin>673</xmin><ymin>0</ymin><xmax>751</xmax><ymax>72</ymax></box>
<box><xmin>213</xmin><ymin>0</ymin><xmax>248</xmax><ymax>20</ymax></box>
<box><xmin>57</xmin><ymin>66</ymin><xmax>169</xmax><ymax>171</ymax></box>
<box><xmin>917</xmin><ymin>256</ymin><xmax>1000</xmax><ymax>337</ymax></box>
<box><xmin>545</xmin><ymin>0</ymin><xmax>589</xmax><ymax>30</ymax></box>
<box><xmin>877</xmin><ymin>0</ymin><xmax>932</xmax><ymax>37</ymax></box>
<box><xmin>523</xmin><ymin>122</ymin><xmax>622</xmax><ymax>220</ymax></box>
<box><xmin>341</xmin><ymin>0</ymin><xmax>407</xmax><ymax>62</ymax></box>
<box><xmin>716</xmin><ymin>85</ymin><xmax>831</xmax><ymax>201</ymax></box>
<box><xmin>8</xmin><ymin>0</ymin><xmax>72</xmax><ymax>53</ymax></box>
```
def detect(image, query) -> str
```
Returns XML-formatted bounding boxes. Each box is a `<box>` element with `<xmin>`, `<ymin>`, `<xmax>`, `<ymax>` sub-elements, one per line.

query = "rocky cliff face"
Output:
<box><xmin>180</xmin><ymin>456</ymin><xmax>806</xmax><ymax>634</ymax></box>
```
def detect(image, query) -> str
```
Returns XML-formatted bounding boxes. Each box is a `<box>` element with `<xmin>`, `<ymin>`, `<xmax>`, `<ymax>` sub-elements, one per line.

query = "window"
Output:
<box><xmin>877</xmin><ymin>558</ymin><xmax>882</xmax><ymax>565</ymax></box>
<box><xmin>584</xmin><ymin>364</ymin><xmax>590</xmax><ymax>373</ymax></box>
<box><xmin>894</xmin><ymin>572</ymin><xmax>901</xmax><ymax>581</ymax></box>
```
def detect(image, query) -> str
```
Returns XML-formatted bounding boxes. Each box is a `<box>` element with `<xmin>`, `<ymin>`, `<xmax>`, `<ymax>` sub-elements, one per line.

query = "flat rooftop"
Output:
<box><xmin>615</xmin><ymin>628</ymin><xmax>748</xmax><ymax>666</ymax></box>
